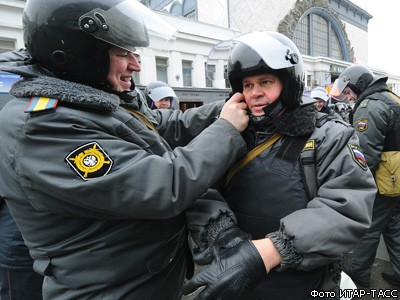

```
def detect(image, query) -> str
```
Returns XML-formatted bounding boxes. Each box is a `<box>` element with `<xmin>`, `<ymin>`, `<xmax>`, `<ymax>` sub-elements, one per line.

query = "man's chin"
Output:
<box><xmin>252</xmin><ymin>111</ymin><xmax>265</xmax><ymax>117</ymax></box>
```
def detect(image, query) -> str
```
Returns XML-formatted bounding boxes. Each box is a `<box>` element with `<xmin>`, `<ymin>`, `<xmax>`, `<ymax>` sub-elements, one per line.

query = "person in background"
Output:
<box><xmin>331</xmin><ymin>64</ymin><xmax>400</xmax><ymax>288</ymax></box>
<box><xmin>0</xmin><ymin>0</ymin><xmax>249</xmax><ymax>299</ymax></box>
<box><xmin>311</xmin><ymin>86</ymin><xmax>335</xmax><ymax>115</ymax></box>
<box><xmin>145</xmin><ymin>80</ymin><xmax>178</xmax><ymax>109</ymax></box>
<box><xmin>183</xmin><ymin>31</ymin><xmax>376</xmax><ymax>300</ymax></box>
<box><xmin>333</xmin><ymin>102</ymin><xmax>350</xmax><ymax>123</ymax></box>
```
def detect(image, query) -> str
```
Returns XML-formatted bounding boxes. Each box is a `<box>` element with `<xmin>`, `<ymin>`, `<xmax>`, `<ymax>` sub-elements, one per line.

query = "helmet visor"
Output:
<box><xmin>206</xmin><ymin>39</ymin><xmax>234</xmax><ymax>84</ymax></box>
<box><xmin>79</xmin><ymin>0</ymin><xmax>177</xmax><ymax>53</ymax></box>
<box><xmin>330</xmin><ymin>76</ymin><xmax>350</xmax><ymax>101</ymax></box>
<box><xmin>207</xmin><ymin>31</ymin><xmax>302</xmax><ymax>82</ymax></box>
<box><xmin>148</xmin><ymin>86</ymin><xmax>177</xmax><ymax>102</ymax></box>
<box><xmin>233</xmin><ymin>31</ymin><xmax>301</xmax><ymax>70</ymax></box>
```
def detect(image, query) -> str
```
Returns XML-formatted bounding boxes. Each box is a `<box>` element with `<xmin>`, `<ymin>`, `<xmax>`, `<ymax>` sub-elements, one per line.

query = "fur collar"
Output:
<box><xmin>10</xmin><ymin>76</ymin><xmax>121</xmax><ymax>112</ymax></box>
<box><xmin>274</xmin><ymin>104</ymin><xmax>317</xmax><ymax>136</ymax></box>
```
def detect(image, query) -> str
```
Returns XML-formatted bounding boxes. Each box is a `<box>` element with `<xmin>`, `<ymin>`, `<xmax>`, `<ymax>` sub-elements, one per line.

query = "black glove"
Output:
<box><xmin>183</xmin><ymin>229</ymin><xmax>267</xmax><ymax>300</ymax></box>
<box><xmin>193</xmin><ymin>226</ymin><xmax>251</xmax><ymax>265</ymax></box>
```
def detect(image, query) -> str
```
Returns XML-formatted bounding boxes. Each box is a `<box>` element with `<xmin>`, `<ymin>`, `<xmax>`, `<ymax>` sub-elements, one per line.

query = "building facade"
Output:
<box><xmin>1</xmin><ymin>0</ymin><xmax>399</xmax><ymax>107</ymax></box>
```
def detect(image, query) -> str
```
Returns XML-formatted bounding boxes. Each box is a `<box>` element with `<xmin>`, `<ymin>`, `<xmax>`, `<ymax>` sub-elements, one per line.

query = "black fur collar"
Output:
<box><xmin>10</xmin><ymin>76</ymin><xmax>121</xmax><ymax>112</ymax></box>
<box><xmin>274</xmin><ymin>104</ymin><xmax>317</xmax><ymax>136</ymax></box>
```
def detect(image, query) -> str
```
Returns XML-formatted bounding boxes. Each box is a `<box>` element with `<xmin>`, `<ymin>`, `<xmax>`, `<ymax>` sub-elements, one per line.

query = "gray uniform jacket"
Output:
<box><xmin>279</xmin><ymin>113</ymin><xmax>376</xmax><ymax>270</ymax></box>
<box><xmin>352</xmin><ymin>77</ymin><xmax>400</xmax><ymax>172</ymax></box>
<box><xmin>220</xmin><ymin>107</ymin><xmax>377</xmax><ymax>298</ymax></box>
<box><xmin>225</xmin><ymin>107</ymin><xmax>377</xmax><ymax>271</ymax></box>
<box><xmin>0</xmin><ymin>51</ymin><xmax>246</xmax><ymax>299</ymax></box>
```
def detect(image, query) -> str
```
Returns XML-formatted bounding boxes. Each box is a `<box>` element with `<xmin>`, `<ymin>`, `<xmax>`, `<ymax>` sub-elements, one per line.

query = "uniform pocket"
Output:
<box><xmin>375</xmin><ymin>151</ymin><xmax>400</xmax><ymax>197</ymax></box>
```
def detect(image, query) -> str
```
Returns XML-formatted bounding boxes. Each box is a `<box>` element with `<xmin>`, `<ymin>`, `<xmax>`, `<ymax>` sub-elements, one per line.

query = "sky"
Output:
<box><xmin>350</xmin><ymin>0</ymin><xmax>400</xmax><ymax>76</ymax></box>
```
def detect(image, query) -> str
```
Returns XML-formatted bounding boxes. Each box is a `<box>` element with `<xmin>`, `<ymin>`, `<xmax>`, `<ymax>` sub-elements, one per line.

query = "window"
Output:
<box><xmin>224</xmin><ymin>65</ymin><xmax>230</xmax><ymax>89</ymax></box>
<box><xmin>156</xmin><ymin>57</ymin><xmax>168</xmax><ymax>83</ymax></box>
<box><xmin>224</xmin><ymin>65</ymin><xmax>231</xmax><ymax>89</ymax></box>
<box><xmin>133</xmin><ymin>54</ymin><xmax>141</xmax><ymax>85</ymax></box>
<box><xmin>313</xmin><ymin>14</ymin><xmax>328</xmax><ymax>57</ymax></box>
<box><xmin>183</xmin><ymin>0</ymin><xmax>196</xmax><ymax>19</ymax></box>
<box><xmin>307</xmin><ymin>74</ymin><xmax>312</xmax><ymax>88</ymax></box>
<box><xmin>184</xmin><ymin>10</ymin><xmax>196</xmax><ymax>18</ymax></box>
<box><xmin>182</xmin><ymin>60</ymin><xmax>193</xmax><ymax>87</ymax></box>
<box><xmin>205</xmin><ymin>64</ymin><xmax>215</xmax><ymax>88</ymax></box>
<box><xmin>294</xmin><ymin>16</ymin><xmax>309</xmax><ymax>55</ymax></box>
<box><xmin>170</xmin><ymin>3</ymin><xmax>182</xmax><ymax>16</ymax></box>
<box><xmin>0</xmin><ymin>39</ymin><xmax>16</xmax><ymax>53</ymax></box>
<box><xmin>331</xmin><ymin>30</ymin><xmax>343</xmax><ymax>60</ymax></box>
<box><xmin>180</xmin><ymin>101</ymin><xmax>203</xmax><ymax>111</ymax></box>
<box><xmin>293</xmin><ymin>13</ymin><xmax>344</xmax><ymax>61</ymax></box>
<box><xmin>139</xmin><ymin>0</ymin><xmax>150</xmax><ymax>6</ymax></box>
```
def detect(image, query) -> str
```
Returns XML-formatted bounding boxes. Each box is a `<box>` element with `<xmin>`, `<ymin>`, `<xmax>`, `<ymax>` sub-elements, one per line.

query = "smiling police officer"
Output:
<box><xmin>0</xmin><ymin>0</ymin><xmax>249</xmax><ymax>299</ymax></box>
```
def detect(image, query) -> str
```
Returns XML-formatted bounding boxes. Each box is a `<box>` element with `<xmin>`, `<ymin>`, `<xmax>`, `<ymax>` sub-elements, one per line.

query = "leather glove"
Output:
<box><xmin>183</xmin><ymin>231</ymin><xmax>267</xmax><ymax>299</ymax></box>
<box><xmin>193</xmin><ymin>226</ymin><xmax>251</xmax><ymax>265</ymax></box>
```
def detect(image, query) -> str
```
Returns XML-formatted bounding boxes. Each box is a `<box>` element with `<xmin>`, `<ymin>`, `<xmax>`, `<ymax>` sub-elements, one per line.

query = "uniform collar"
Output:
<box><xmin>273</xmin><ymin>104</ymin><xmax>317</xmax><ymax>137</ymax></box>
<box><xmin>10</xmin><ymin>75</ymin><xmax>121</xmax><ymax>112</ymax></box>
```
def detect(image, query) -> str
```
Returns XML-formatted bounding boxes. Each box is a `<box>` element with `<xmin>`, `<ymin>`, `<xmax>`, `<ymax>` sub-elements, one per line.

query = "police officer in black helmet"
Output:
<box><xmin>183</xmin><ymin>31</ymin><xmax>376</xmax><ymax>300</ymax></box>
<box><xmin>332</xmin><ymin>65</ymin><xmax>400</xmax><ymax>288</ymax></box>
<box><xmin>0</xmin><ymin>0</ymin><xmax>250</xmax><ymax>298</ymax></box>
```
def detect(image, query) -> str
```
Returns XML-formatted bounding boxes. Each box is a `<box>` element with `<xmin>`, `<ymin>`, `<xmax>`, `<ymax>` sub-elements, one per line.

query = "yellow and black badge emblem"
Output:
<box><xmin>66</xmin><ymin>142</ymin><xmax>113</xmax><ymax>180</ymax></box>
<box><xmin>303</xmin><ymin>139</ymin><xmax>315</xmax><ymax>152</ymax></box>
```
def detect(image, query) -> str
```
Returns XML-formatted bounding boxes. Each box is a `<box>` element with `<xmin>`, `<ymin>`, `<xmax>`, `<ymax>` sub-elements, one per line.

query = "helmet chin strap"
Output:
<box><xmin>249</xmin><ymin>99</ymin><xmax>284</xmax><ymax>125</ymax></box>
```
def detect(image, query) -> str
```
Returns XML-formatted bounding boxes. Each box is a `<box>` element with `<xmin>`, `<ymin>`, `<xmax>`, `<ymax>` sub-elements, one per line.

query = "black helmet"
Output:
<box><xmin>330</xmin><ymin>65</ymin><xmax>374</xmax><ymax>100</ymax></box>
<box><xmin>23</xmin><ymin>0</ymin><xmax>172</xmax><ymax>89</ymax></box>
<box><xmin>144</xmin><ymin>81</ymin><xmax>178</xmax><ymax>109</ymax></box>
<box><xmin>226</xmin><ymin>31</ymin><xmax>304</xmax><ymax>109</ymax></box>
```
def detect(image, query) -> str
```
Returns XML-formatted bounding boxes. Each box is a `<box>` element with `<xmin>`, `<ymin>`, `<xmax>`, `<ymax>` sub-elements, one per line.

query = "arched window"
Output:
<box><xmin>170</xmin><ymin>2</ymin><xmax>182</xmax><ymax>16</ymax></box>
<box><xmin>293</xmin><ymin>10</ymin><xmax>348</xmax><ymax>61</ymax></box>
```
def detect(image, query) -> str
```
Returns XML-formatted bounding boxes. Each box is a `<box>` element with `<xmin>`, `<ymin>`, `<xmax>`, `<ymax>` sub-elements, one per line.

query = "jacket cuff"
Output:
<box><xmin>266</xmin><ymin>230</ymin><xmax>303</xmax><ymax>271</ymax></box>
<box><xmin>198</xmin><ymin>212</ymin><xmax>235</xmax><ymax>251</ymax></box>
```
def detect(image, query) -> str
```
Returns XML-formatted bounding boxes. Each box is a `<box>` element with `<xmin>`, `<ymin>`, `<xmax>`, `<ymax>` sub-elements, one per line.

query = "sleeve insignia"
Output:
<box><xmin>65</xmin><ymin>142</ymin><xmax>113</xmax><ymax>180</ymax></box>
<box><xmin>303</xmin><ymin>139</ymin><xmax>315</xmax><ymax>151</ymax></box>
<box><xmin>356</xmin><ymin>118</ymin><xmax>368</xmax><ymax>132</ymax></box>
<box><xmin>348</xmin><ymin>144</ymin><xmax>368</xmax><ymax>170</ymax></box>
<box><xmin>359</xmin><ymin>100</ymin><xmax>369</xmax><ymax>108</ymax></box>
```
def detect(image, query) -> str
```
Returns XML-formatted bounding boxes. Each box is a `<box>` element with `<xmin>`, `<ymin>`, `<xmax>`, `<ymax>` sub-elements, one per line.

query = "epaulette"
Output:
<box><xmin>24</xmin><ymin>96</ymin><xmax>59</xmax><ymax>113</ymax></box>
<box><xmin>359</xmin><ymin>99</ymin><xmax>370</xmax><ymax>108</ymax></box>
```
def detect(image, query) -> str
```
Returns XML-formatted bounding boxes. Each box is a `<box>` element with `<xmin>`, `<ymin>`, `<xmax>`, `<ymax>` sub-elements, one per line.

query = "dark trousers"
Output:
<box><xmin>349</xmin><ymin>193</ymin><xmax>400</xmax><ymax>283</ymax></box>
<box><xmin>0</xmin><ymin>268</ymin><xmax>43</xmax><ymax>300</ymax></box>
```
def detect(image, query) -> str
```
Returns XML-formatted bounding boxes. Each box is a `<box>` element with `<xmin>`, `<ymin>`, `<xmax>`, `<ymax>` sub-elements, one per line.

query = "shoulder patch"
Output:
<box><xmin>348</xmin><ymin>144</ymin><xmax>368</xmax><ymax>170</ymax></box>
<box><xmin>303</xmin><ymin>139</ymin><xmax>315</xmax><ymax>151</ymax></box>
<box><xmin>359</xmin><ymin>99</ymin><xmax>369</xmax><ymax>108</ymax></box>
<box><xmin>356</xmin><ymin>118</ymin><xmax>368</xmax><ymax>132</ymax></box>
<box><xmin>24</xmin><ymin>96</ymin><xmax>59</xmax><ymax>113</ymax></box>
<box><xmin>65</xmin><ymin>142</ymin><xmax>113</xmax><ymax>181</ymax></box>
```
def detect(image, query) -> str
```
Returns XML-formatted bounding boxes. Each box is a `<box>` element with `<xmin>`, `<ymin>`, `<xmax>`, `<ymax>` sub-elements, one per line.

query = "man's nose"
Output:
<box><xmin>128</xmin><ymin>54</ymin><xmax>141</xmax><ymax>72</ymax></box>
<box><xmin>251</xmin><ymin>85</ymin><xmax>263</xmax><ymax>96</ymax></box>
